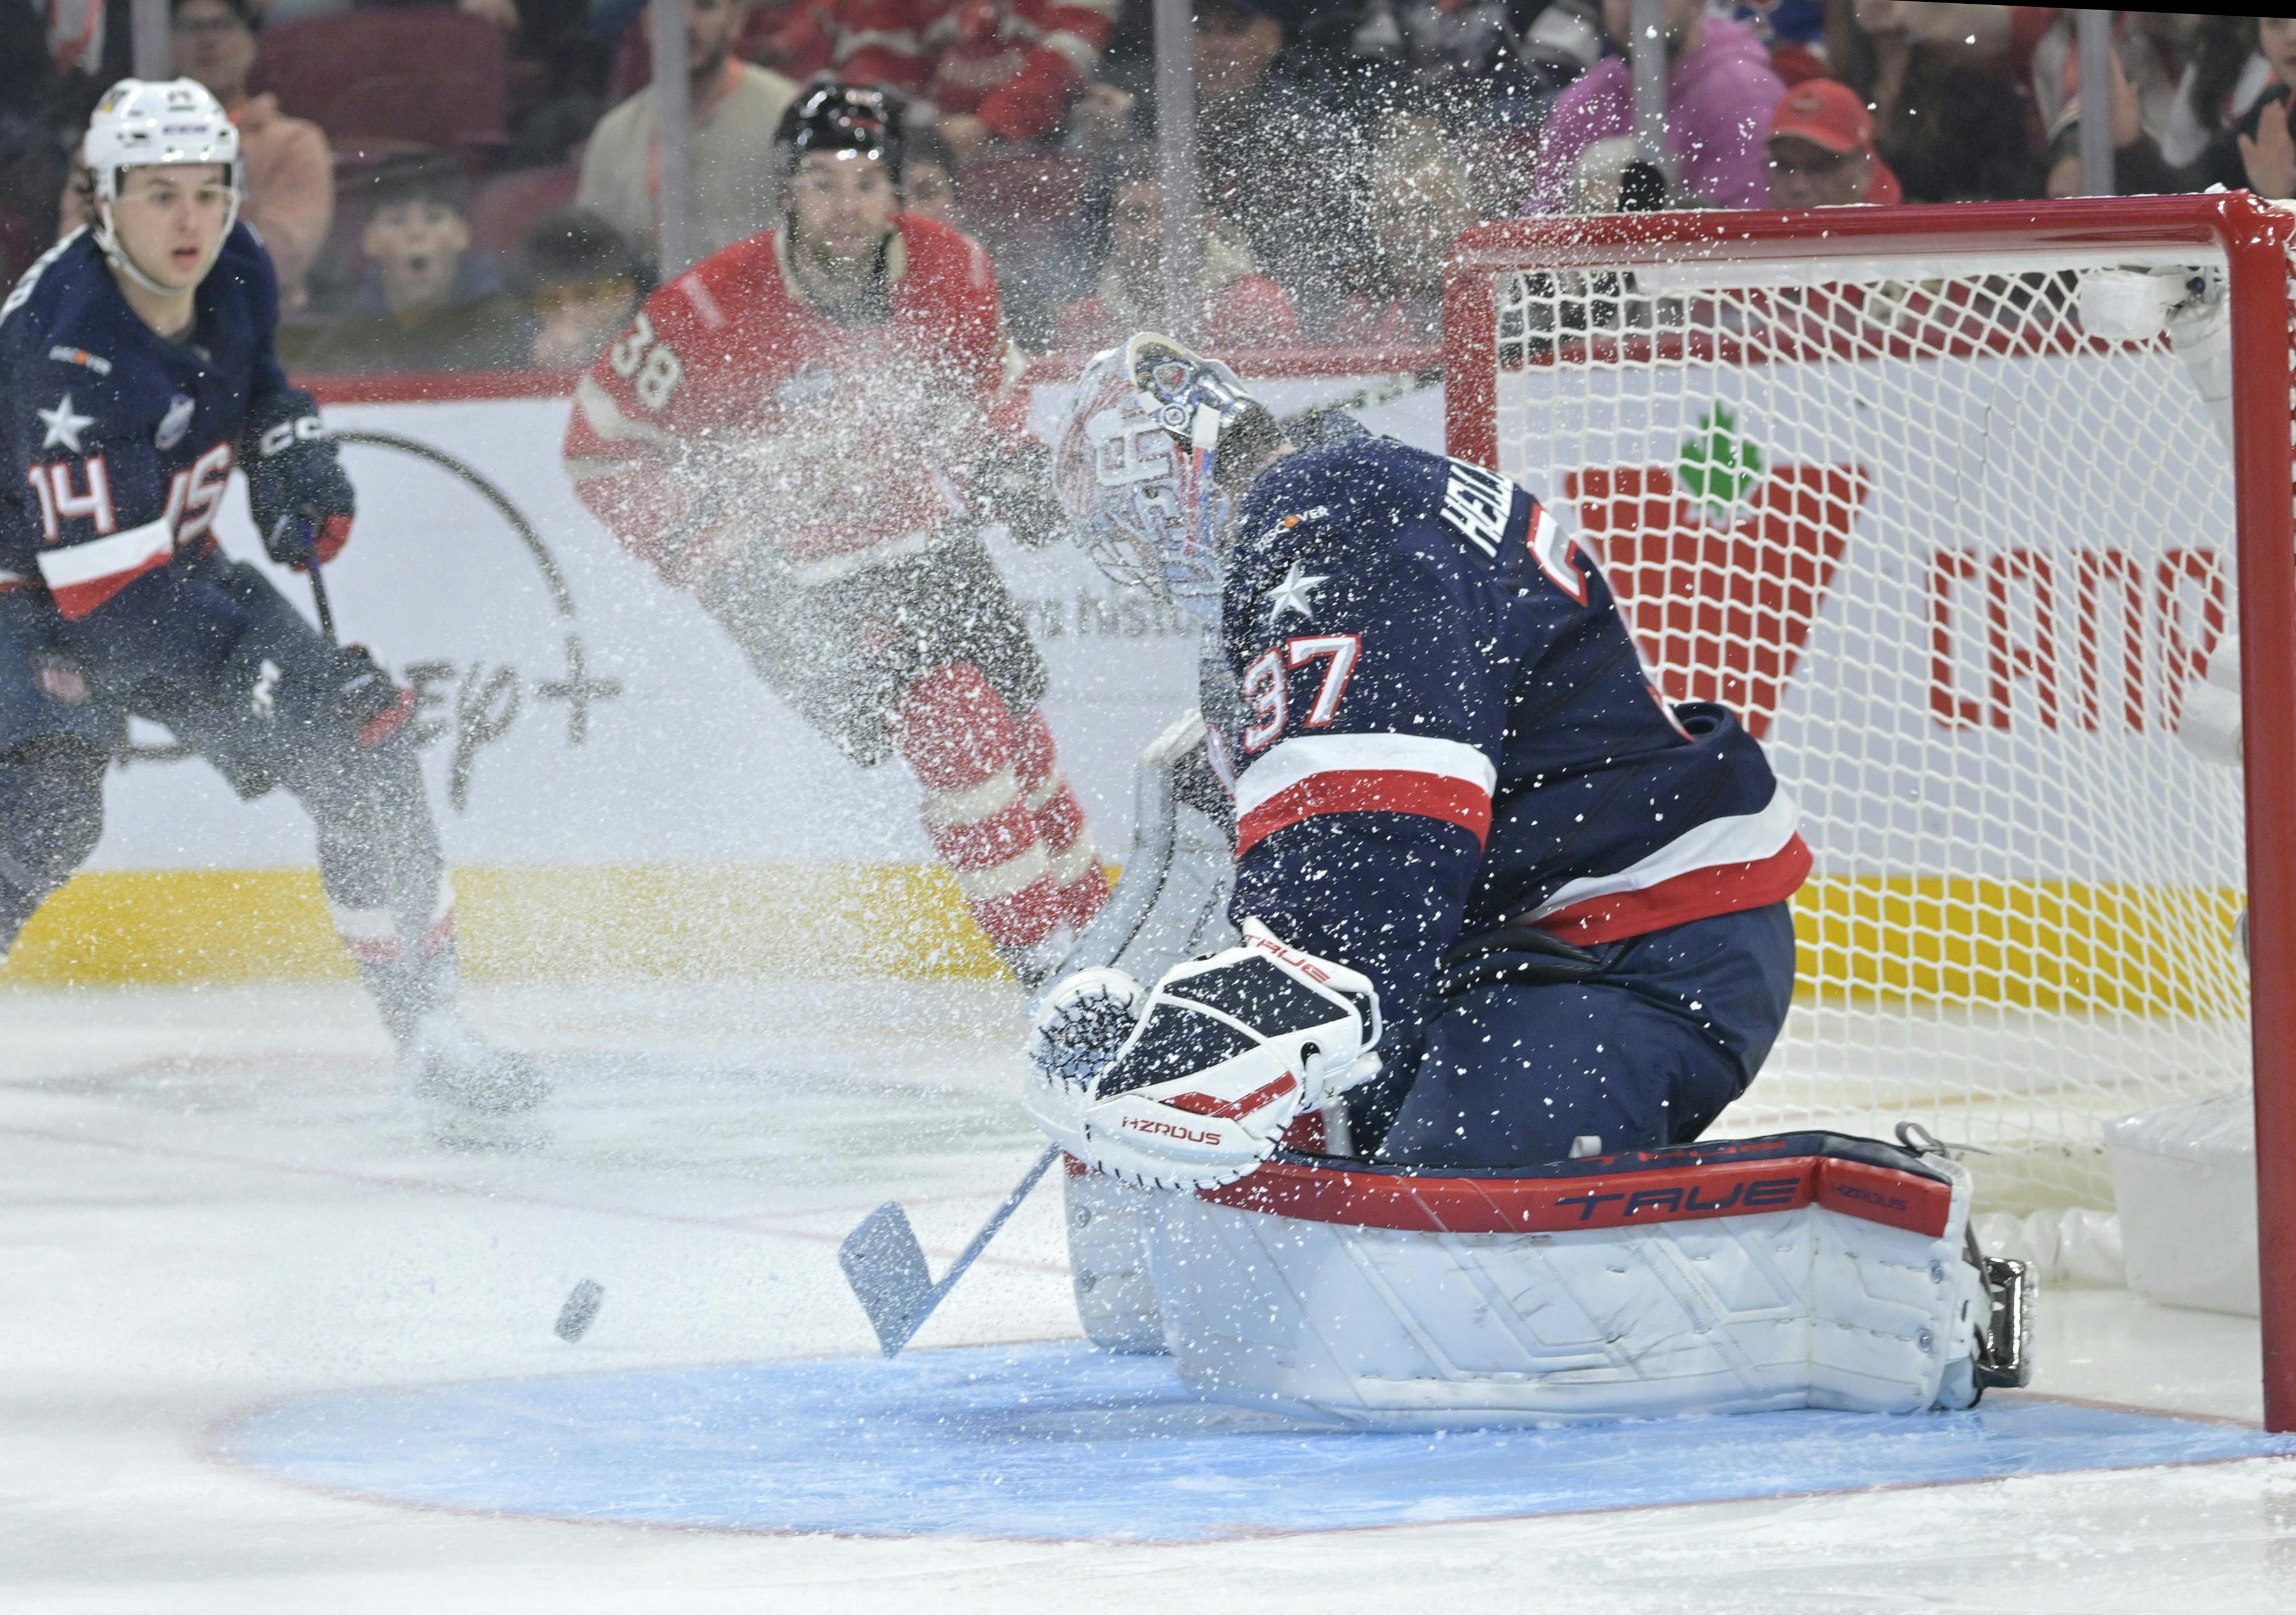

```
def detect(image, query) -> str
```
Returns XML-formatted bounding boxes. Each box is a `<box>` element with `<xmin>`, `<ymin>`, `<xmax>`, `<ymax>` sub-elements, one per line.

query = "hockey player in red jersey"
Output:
<box><xmin>563</xmin><ymin>83</ymin><xmax>1104</xmax><ymax>982</ymax></box>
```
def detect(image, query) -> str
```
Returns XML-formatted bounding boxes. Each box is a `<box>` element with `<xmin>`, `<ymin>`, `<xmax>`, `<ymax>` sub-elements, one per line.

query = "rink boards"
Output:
<box><xmin>12</xmin><ymin>370</ymin><xmax>1439</xmax><ymax>984</ymax></box>
<box><xmin>18</xmin><ymin>353</ymin><xmax>2246</xmax><ymax>1011</ymax></box>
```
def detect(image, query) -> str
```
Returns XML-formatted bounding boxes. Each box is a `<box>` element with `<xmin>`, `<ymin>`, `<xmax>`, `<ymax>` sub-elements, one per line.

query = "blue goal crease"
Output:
<box><xmin>219</xmin><ymin>1340</ymin><xmax>2296</xmax><ymax>1543</ymax></box>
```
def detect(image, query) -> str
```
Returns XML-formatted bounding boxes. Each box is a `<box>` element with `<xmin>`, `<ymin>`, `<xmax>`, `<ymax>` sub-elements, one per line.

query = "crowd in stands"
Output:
<box><xmin>5</xmin><ymin>1</ymin><xmax>2293</xmax><ymax>377</ymax></box>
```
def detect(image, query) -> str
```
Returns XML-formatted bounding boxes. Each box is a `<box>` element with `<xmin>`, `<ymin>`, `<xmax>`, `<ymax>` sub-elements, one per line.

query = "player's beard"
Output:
<box><xmin>788</xmin><ymin>226</ymin><xmax>892</xmax><ymax>323</ymax></box>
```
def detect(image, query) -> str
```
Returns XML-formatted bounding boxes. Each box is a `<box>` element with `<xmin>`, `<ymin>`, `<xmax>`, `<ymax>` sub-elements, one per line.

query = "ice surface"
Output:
<box><xmin>4</xmin><ymin>980</ymin><xmax>2295</xmax><ymax>1612</ymax></box>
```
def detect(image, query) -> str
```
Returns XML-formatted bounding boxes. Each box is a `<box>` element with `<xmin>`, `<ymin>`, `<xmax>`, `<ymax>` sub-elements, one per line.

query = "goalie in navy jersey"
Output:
<box><xmin>1027</xmin><ymin>334</ymin><xmax>1808</xmax><ymax>1189</ymax></box>
<box><xmin>0</xmin><ymin>80</ymin><xmax>538</xmax><ymax>1112</ymax></box>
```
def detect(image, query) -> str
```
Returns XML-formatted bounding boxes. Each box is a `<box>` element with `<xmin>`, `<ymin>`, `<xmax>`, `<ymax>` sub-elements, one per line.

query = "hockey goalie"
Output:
<box><xmin>1025</xmin><ymin>333</ymin><xmax>2031</xmax><ymax>1425</ymax></box>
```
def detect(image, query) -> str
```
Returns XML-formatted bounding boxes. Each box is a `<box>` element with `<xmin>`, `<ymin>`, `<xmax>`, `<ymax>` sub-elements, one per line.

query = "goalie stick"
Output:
<box><xmin>839</xmin><ymin>1143</ymin><xmax>1061</xmax><ymax>1357</ymax></box>
<box><xmin>836</xmin><ymin>712</ymin><xmax>1238</xmax><ymax>1354</ymax></box>
<box><xmin>1274</xmin><ymin>369</ymin><xmax>1441</xmax><ymax>437</ymax></box>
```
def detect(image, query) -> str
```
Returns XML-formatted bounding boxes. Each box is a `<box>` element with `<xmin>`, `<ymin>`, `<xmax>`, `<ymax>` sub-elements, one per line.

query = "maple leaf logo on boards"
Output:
<box><xmin>1675</xmin><ymin>404</ymin><xmax>1765</xmax><ymax>518</ymax></box>
<box><xmin>1561</xmin><ymin>406</ymin><xmax>1869</xmax><ymax>740</ymax></box>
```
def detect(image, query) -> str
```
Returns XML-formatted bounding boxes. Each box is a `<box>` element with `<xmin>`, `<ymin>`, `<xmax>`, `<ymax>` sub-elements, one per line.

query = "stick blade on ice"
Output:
<box><xmin>839</xmin><ymin>1202</ymin><xmax>934</xmax><ymax>1357</ymax></box>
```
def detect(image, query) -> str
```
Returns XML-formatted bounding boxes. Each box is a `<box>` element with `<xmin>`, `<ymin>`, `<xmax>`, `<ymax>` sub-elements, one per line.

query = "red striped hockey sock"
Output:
<box><xmin>1014</xmin><ymin>706</ymin><xmax>1108</xmax><ymax>929</ymax></box>
<box><xmin>892</xmin><ymin>662</ymin><xmax>1066</xmax><ymax>957</ymax></box>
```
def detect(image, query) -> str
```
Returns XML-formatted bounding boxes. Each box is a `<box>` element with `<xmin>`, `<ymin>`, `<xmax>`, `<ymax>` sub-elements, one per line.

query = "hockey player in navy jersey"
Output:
<box><xmin>0</xmin><ymin>80</ymin><xmax>539</xmax><ymax>1112</ymax></box>
<box><xmin>1027</xmin><ymin>334</ymin><xmax>1807</xmax><ymax>1189</ymax></box>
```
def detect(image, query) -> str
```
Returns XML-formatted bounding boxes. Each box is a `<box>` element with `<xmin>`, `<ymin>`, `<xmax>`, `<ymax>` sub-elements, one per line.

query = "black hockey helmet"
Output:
<box><xmin>776</xmin><ymin>81</ymin><xmax>905</xmax><ymax>189</ymax></box>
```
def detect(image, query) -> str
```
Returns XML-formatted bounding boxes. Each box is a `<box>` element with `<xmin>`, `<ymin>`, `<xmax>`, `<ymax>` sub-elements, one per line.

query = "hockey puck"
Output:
<box><xmin>555</xmin><ymin>1278</ymin><xmax>604</xmax><ymax>1343</ymax></box>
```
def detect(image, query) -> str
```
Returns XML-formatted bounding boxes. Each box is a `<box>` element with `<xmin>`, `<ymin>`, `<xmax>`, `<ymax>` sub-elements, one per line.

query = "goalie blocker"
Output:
<box><xmin>1066</xmin><ymin>1132</ymin><xmax>2033</xmax><ymax>1424</ymax></box>
<box><xmin>1027</xmin><ymin>919</ymin><xmax>1381</xmax><ymax>1192</ymax></box>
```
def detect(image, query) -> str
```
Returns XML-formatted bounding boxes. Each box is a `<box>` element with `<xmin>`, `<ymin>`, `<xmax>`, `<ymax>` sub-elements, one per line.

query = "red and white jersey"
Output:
<box><xmin>924</xmin><ymin>0</ymin><xmax>1117</xmax><ymax>140</ymax></box>
<box><xmin>761</xmin><ymin>1</ymin><xmax>933</xmax><ymax>95</ymax></box>
<box><xmin>564</xmin><ymin>213</ymin><xmax>1027</xmax><ymax>585</ymax></box>
<box><xmin>756</xmin><ymin>2</ymin><xmax>1115</xmax><ymax>141</ymax></box>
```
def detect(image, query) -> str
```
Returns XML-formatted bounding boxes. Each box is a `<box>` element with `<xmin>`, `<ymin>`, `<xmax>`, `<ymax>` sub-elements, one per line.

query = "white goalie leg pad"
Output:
<box><xmin>1026</xmin><ymin>919</ymin><xmax>1381</xmax><ymax>1192</ymax></box>
<box><xmin>1062</xmin><ymin>1161</ymin><xmax>1168</xmax><ymax>1353</ymax></box>
<box><xmin>1144</xmin><ymin>1143</ymin><xmax>1985</xmax><ymax>1426</ymax></box>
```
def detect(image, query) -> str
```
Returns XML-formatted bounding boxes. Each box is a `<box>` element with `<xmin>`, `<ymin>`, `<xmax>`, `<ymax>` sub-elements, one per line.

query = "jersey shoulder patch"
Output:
<box><xmin>1236</xmin><ymin>435</ymin><xmax>1413</xmax><ymax>549</ymax></box>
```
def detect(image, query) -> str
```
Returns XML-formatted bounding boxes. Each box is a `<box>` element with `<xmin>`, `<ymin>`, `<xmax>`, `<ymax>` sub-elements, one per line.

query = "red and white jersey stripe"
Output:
<box><xmin>1233</xmin><ymin>733</ymin><xmax>1498</xmax><ymax>859</ymax></box>
<box><xmin>1520</xmin><ymin>786</ymin><xmax>1811</xmax><ymax>945</ymax></box>
<box><xmin>35</xmin><ymin>515</ymin><xmax>172</xmax><ymax>618</ymax></box>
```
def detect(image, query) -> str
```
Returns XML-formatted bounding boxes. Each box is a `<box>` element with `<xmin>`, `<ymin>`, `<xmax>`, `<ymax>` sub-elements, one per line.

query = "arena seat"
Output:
<box><xmin>954</xmin><ymin>152</ymin><xmax>1089</xmax><ymax>264</ymax></box>
<box><xmin>251</xmin><ymin>10</ymin><xmax>510</xmax><ymax>156</ymax></box>
<box><xmin>467</xmin><ymin>164</ymin><xmax>582</xmax><ymax>263</ymax></box>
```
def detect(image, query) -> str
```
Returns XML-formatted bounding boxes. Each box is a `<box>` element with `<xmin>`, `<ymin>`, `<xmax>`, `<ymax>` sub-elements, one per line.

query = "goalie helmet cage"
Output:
<box><xmin>1440</xmin><ymin>193</ymin><xmax>2296</xmax><ymax>1431</ymax></box>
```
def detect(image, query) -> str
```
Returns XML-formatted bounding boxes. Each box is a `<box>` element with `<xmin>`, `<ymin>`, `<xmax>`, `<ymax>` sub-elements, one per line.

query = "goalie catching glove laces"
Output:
<box><xmin>1027</xmin><ymin>921</ymin><xmax>1382</xmax><ymax>1190</ymax></box>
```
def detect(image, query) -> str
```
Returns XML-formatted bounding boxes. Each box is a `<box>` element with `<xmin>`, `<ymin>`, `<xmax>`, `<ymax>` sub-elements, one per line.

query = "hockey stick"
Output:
<box><xmin>1274</xmin><ymin>367</ymin><xmax>1442</xmax><ymax>436</ymax></box>
<box><xmin>304</xmin><ymin>546</ymin><xmax>337</xmax><ymax>643</ymax></box>
<box><xmin>270</xmin><ymin>512</ymin><xmax>336</xmax><ymax>643</ymax></box>
<box><xmin>838</xmin><ymin>1143</ymin><xmax>1061</xmax><ymax>1357</ymax></box>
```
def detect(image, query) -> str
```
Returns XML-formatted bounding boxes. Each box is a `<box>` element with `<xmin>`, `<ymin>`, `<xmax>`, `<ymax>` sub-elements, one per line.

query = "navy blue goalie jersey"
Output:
<box><xmin>1</xmin><ymin>224</ymin><xmax>288</xmax><ymax>620</ymax></box>
<box><xmin>1214</xmin><ymin>423</ymin><xmax>1811</xmax><ymax>1022</ymax></box>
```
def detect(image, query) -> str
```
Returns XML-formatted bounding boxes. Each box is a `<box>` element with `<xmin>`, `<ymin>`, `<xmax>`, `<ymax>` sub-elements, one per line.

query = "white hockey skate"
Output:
<box><xmin>402</xmin><ymin>1009</ymin><xmax>548</xmax><ymax>1115</ymax></box>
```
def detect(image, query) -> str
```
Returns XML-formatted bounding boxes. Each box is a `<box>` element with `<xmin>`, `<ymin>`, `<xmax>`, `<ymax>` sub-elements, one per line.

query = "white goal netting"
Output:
<box><xmin>1485</xmin><ymin>244</ymin><xmax>2266</xmax><ymax>1210</ymax></box>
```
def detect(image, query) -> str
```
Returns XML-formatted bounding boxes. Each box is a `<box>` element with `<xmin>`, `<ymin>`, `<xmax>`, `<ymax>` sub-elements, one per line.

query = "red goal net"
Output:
<box><xmin>1443</xmin><ymin>194</ymin><xmax>2296</xmax><ymax>1428</ymax></box>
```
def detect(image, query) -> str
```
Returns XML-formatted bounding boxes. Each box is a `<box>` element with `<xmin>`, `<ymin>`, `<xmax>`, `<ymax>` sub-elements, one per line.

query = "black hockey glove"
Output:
<box><xmin>971</xmin><ymin>437</ymin><xmax>1068</xmax><ymax>550</ymax></box>
<box><xmin>242</xmin><ymin>388</ymin><xmax>356</xmax><ymax>569</ymax></box>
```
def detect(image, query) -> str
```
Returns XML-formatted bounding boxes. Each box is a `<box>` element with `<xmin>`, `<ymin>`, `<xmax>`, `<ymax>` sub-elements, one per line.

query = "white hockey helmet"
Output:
<box><xmin>83</xmin><ymin>78</ymin><xmax>244</xmax><ymax>292</ymax></box>
<box><xmin>1052</xmin><ymin>332</ymin><xmax>1265</xmax><ymax>621</ymax></box>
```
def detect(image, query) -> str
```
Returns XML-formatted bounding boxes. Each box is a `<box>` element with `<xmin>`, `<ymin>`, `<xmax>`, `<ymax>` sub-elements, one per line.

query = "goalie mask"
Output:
<box><xmin>1053</xmin><ymin>333</ymin><xmax>1269</xmax><ymax>622</ymax></box>
<box><xmin>83</xmin><ymin>78</ymin><xmax>244</xmax><ymax>295</ymax></box>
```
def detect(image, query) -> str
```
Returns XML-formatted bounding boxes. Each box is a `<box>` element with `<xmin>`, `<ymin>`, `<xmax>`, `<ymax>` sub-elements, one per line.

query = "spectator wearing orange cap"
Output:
<box><xmin>1765</xmin><ymin>78</ymin><xmax>1902</xmax><ymax>208</ymax></box>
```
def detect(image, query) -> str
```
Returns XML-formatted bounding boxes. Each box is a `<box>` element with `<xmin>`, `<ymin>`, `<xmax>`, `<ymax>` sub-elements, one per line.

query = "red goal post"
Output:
<box><xmin>1441</xmin><ymin>194</ymin><xmax>2296</xmax><ymax>1430</ymax></box>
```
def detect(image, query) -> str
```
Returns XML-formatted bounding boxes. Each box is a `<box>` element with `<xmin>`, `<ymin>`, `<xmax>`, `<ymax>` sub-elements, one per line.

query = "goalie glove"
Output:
<box><xmin>1027</xmin><ymin>965</ymin><xmax>1148</xmax><ymax>1088</ymax></box>
<box><xmin>1025</xmin><ymin>919</ymin><xmax>1381</xmax><ymax>1192</ymax></box>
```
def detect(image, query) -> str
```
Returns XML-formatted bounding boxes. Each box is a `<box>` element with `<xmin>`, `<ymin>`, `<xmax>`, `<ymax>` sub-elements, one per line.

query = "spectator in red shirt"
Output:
<box><xmin>1054</xmin><ymin>156</ymin><xmax>1299</xmax><ymax>352</ymax></box>
<box><xmin>759</xmin><ymin>1</ymin><xmax>933</xmax><ymax>94</ymax></box>
<box><xmin>929</xmin><ymin>0</ymin><xmax>1121</xmax><ymax>162</ymax></box>
<box><xmin>762</xmin><ymin>3</ymin><xmax>1117</xmax><ymax>162</ymax></box>
<box><xmin>1765</xmin><ymin>78</ymin><xmax>1903</xmax><ymax>208</ymax></box>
